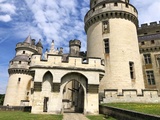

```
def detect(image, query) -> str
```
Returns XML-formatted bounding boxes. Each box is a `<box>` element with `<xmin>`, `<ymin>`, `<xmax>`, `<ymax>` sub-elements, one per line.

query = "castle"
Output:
<box><xmin>3</xmin><ymin>0</ymin><xmax>160</xmax><ymax>114</ymax></box>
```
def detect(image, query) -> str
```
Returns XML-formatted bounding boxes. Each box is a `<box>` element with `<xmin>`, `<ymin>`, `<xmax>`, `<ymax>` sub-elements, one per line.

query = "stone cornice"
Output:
<box><xmin>30</xmin><ymin>66</ymin><xmax>105</xmax><ymax>73</ymax></box>
<box><xmin>84</xmin><ymin>10</ymin><xmax>138</xmax><ymax>32</ymax></box>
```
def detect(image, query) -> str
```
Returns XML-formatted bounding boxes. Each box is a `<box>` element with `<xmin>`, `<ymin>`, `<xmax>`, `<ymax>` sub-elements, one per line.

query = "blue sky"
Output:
<box><xmin>1</xmin><ymin>0</ymin><xmax>160</xmax><ymax>94</ymax></box>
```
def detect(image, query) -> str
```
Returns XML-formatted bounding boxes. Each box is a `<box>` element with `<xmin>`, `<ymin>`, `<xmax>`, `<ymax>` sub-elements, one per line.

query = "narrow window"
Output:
<box><xmin>146</xmin><ymin>71</ymin><xmax>156</xmax><ymax>85</ymax></box>
<box><xmin>141</xmin><ymin>41</ymin><xmax>145</xmax><ymax>45</ymax></box>
<box><xmin>19</xmin><ymin>61</ymin><xmax>21</xmax><ymax>64</ymax></box>
<box><xmin>104</xmin><ymin>39</ymin><xmax>109</xmax><ymax>53</ymax></box>
<box><xmin>23</xmin><ymin>51</ymin><xmax>25</xmax><ymax>54</ymax></box>
<box><xmin>18</xmin><ymin>78</ymin><xmax>21</xmax><ymax>83</ymax></box>
<box><xmin>151</xmin><ymin>40</ymin><xmax>155</xmax><ymax>44</ymax></box>
<box><xmin>102</xmin><ymin>4</ymin><xmax>106</xmax><ymax>8</ymax></box>
<box><xmin>94</xmin><ymin>1</ymin><xmax>96</xmax><ymax>5</ymax></box>
<box><xmin>129</xmin><ymin>62</ymin><xmax>135</xmax><ymax>79</ymax></box>
<box><xmin>114</xmin><ymin>2</ymin><xmax>118</xmax><ymax>6</ymax></box>
<box><xmin>144</xmin><ymin>33</ymin><xmax>148</xmax><ymax>35</ymax></box>
<box><xmin>144</xmin><ymin>54</ymin><xmax>151</xmax><ymax>64</ymax></box>
<box><xmin>93</xmin><ymin>8</ymin><xmax>95</xmax><ymax>12</ymax></box>
<box><xmin>126</xmin><ymin>3</ymin><xmax>129</xmax><ymax>8</ymax></box>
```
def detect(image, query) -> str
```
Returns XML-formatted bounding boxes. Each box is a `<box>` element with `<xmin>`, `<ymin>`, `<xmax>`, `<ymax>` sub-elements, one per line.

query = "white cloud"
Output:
<box><xmin>0</xmin><ymin>15</ymin><xmax>12</xmax><ymax>22</ymax></box>
<box><xmin>130</xmin><ymin>0</ymin><xmax>160</xmax><ymax>24</ymax></box>
<box><xmin>0</xmin><ymin>3</ymin><xmax>16</xmax><ymax>14</ymax></box>
<box><xmin>24</xmin><ymin>0</ymin><xmax>88</xmax><ymax>51</ymax></box>
<box><xmin>0</xmin><ymin>2</ymin><xmax>16</xmax><ymax>22</ymax></box>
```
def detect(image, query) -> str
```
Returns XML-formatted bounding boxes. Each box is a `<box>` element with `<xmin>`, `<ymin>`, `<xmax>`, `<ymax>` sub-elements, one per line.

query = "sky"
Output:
<box><xmin>0</xmin><ymin>0</ymin><xmax>160</xmax><ymax>94</ymax></box>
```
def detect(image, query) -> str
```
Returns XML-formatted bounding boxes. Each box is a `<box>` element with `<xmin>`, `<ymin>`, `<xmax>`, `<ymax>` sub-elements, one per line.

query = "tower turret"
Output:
<box><xmin>3</xmin><ymin>35</ymin><xmax>39</xmax><ymax>106</ymax></box>
<box><xmin>85</xmin><ymin>0</ymin><xmax>144</xmax><ymax>93</ymax></box>
<box><xmin>36</xmin><ymin>39</ymin><xmax>43</xmax><ymax>54</ymax></box>
<box><xmin>69</xmin><ymin>39</ymin><xmax>81</xmax><ymax>56</ymax></box>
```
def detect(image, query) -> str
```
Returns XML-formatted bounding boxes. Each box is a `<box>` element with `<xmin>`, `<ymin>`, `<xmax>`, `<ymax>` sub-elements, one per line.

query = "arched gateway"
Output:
<box><xmin>61</xmin><ymin>72</ymin><xmax>87</xmax><ymax>113</ymax></box>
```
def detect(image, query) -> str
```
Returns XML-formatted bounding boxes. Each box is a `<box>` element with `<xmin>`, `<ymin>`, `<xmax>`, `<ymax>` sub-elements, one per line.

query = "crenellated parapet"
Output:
<box><xmin>69</xmin><ymin>40</ymin><xmax>81</xmax><ymax>48</ymax></box>
<box><xmin>30</xmin><ymin>54</ymin><xmax>105</xmax><ymax>72</ymax></box>
<box><xmin>9</xmin><ymin>60</ymin><xmax>30</xmax><ymax>69</ymax></box>
<box><xmin>90</xmin><ymin>0</ymin><xmax>130</xmax><ymax>9</ymax></box>
<box><xmin>138</xmin><ymin>21</ymin><xmax>160</xmax><ymax>36</ymax></box>
<box><xmin>85</xmin><ymin>1</ymin><xmax>138</xmax><ymax>32</ymax></box>
<box><xmin>16</xmin><ymin>42</ymin><xmax>38</xmax><ymax>53</ymax></box>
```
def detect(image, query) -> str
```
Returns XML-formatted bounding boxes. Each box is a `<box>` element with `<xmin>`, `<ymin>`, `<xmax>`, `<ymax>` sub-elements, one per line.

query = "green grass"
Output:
<box><xmin>86</xmin><ymin>114</ymin><xmax>116</xmax><ymax>120</ymax></box>
<box><xmin>103</xmin><ymin>103</ymin><xmax>160</xmax><ymax>116</ymax></box>
<box><xmin>0</xmin><ymin>111</ymin><xmax>63</xmax><ymax>120</ymax></box>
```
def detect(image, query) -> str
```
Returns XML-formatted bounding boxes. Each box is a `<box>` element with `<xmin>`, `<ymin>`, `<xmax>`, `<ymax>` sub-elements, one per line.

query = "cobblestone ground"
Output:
<box><xmin>63</xmin><ymin>113</ymin><xmax>89</xmax><ymax>120</ymax></box>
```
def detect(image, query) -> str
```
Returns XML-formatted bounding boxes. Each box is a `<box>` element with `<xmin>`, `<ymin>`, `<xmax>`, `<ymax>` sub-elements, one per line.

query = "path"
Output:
<box><xmin>63</xmin><ymin>113</ymin><xmax>89</xmax><ymax>120</ymax></box>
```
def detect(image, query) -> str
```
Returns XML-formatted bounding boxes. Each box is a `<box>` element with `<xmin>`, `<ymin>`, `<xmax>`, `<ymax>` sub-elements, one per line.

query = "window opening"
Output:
<box><xmin>144</xmin><ymin>54</ymin><xmax>151</xmax><ymax>64</ymax></box>
<box><xmin>146</xmin><ymin>71</ymin><xmax>156</xmax><ymax>85</ymax></box>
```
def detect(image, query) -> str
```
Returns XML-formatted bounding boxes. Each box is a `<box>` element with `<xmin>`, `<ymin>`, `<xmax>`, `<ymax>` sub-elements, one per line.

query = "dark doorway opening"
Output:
<box><xmin>43</xmin><ymin>97</ymin><xmax>49</xmax><ymax>112</ymax></box>
<box><xmin>63</xmin><ymin>80</ymin><xmax>84</xmax><ymax>113</ymax></box>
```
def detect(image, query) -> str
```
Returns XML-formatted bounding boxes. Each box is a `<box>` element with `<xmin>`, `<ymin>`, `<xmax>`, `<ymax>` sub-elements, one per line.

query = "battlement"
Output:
<box><xmin>30</xmin><ymin>54</ymin><xmax>105</xmax><ymax>71</ymax></box>
<box><xmin>139</xmin><ymin>21</ymin><xmax>160</xmax><ymax>29</ymax></box>
<box><xmin>16</xmin><ymin>42</ymin><xmax>38</xmax><ymax>52</ymax></box>
<box><xmin>85</xmin><ymin>2</ymin><xmax>138</xmax><ymax>32</ymax></box>
<box><xmin>9</xmin><ymin>61</ymin><xmax>30</xmax><ymax>70</ymax></box>
<box><xmin>90</xmin><ymin>0</ymin><xmax>130</xmax><ymax>9</ymax></box>
<box><xmin>102</xmin><ymin>89</ymin><xmax>160</xmax><ymax>103</ymax></box>
<box><xmin>69</xmin><ymin>39</ymin><xmax>81</xmax><ymax>47</ymax></box>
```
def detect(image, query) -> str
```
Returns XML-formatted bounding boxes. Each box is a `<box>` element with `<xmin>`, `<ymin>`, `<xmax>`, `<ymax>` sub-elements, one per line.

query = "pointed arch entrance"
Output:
<box><xmin>61</xmin><ymin>72</ymin><xmax>88</xmax><ymax>113</ymax></box>
<box><xmin>42</xmin><ymin>71</ymin><xmax>53</xmax><ymax>112</ymax></box>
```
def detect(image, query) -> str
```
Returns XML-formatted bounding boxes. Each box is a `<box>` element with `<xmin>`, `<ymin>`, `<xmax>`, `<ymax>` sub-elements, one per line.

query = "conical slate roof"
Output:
<box><xmin>36</xmin><ymin>39</ymin><xmax>43</xmax><ymax>48</ymax></box>
<box><xmin>23</xmin><ymin>35</ymin><xmax>32</xmax><ymax>44</ymax></box>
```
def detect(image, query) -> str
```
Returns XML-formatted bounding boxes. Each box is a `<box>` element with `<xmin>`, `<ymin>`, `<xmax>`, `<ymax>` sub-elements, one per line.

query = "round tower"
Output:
<box><xmin>69</xmin><ymin>39</ymin><xmax>81</xmax><ymax>56</ymax></box>
<box><xmin>85</xmin><ymin>0</ymin><xmax>144</xmax><ymax>92</ymax></box>
<box><xmin>4</xmin><ymin>36</ymin><xmax>38</xmax><ymax>106</ymax></box>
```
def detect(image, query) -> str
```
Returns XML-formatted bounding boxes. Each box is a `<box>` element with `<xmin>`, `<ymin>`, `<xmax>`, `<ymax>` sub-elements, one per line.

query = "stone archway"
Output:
<box><xmin>61</xmin><ymin>72</ymin><xmax>88</xmax><ymax>113</ymax></box>
<box><xmin>42</xmin><ymin>71</ymin><xmax>53</xmax><ymax>112</ymax></box>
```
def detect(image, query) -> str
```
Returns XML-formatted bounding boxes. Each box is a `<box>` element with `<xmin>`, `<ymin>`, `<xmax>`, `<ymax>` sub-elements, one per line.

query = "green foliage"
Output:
<box><xmin>0</xmin><ymin>111</ymin><xmax>63</xmax><ymax>120</ymax></box>
<box><xmin>103</xmin><ymin>103</ymin><xmax>160</xmax><ymax>116</ymax></box>
<box><xmin>0</xmin><ymin>94</ymin><xmax>5</xmax><ymax>105</ymax></box>
<box><xmin>86</xmin><ymin>114</ymin><xmax>116</xmax><ymax>120</ymax></box>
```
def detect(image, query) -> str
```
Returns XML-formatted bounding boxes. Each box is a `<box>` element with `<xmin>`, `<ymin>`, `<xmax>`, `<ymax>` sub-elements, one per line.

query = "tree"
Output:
<box><xmin>0</xmin><ymin>94</ymin><xmax>5</xmax><ymax>105</ymax></box>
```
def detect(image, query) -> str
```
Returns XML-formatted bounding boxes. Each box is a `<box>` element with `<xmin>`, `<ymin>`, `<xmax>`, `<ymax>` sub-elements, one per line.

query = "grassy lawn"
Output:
<box><xmin>86</xmin><ymin>114</ymin><xmax>116</xmax><ymax>120</ymax></box>
<box><xmin>0</xmin><ymin>111</ymin><xmax>63</xmax><ymax>120</ymax></box>
<box><xmin>103</xmin><ymin>103</ymin><xmax>160</xmax><ymax>116</ymax></box>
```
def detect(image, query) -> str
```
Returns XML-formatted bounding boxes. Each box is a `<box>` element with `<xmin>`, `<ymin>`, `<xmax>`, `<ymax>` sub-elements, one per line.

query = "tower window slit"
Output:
<box><xmin>114</xmin><ymin>2</ymin><xmax>118</xmax><ymax>6</ymax></box>
<box><xmin>151</xmin><ymin>40</ymin><xmax>155</xmax><ymax>44</ymax></box>
<box><xmin>18</xmin><ymin>78</ymin><xmax>21</xmax><ymax>83</ymax></box>
<box><xmin>129</xmin><ymin>62</ymin><xmax>135</xmax><ymax>79</ymax></box>
<box><xmin>126</xmin><ymin>3</ymin><xmax>129</xmax><ymax>8</ymax></box>
<box><xmin>102</xmin><ymin>4</ymin><xmax>106</xmax><ymax>8</ymax></box>
<box><xmin>104</xmin><ymin>39</ymin><xmax>109</xmax><ymax>53</ymax></box>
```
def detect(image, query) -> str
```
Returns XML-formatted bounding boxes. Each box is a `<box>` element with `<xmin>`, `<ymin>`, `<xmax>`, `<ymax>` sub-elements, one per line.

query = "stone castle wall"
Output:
<box><xmin>102</xmin><ymin>89</ymin><xmax>160</xmax><ymax>103</ymax></box>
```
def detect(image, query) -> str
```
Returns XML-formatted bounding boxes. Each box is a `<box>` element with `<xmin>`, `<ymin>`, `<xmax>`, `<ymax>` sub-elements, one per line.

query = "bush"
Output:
<box><xmin>0</xmin><ymin>94</ymin><xmax>5</xmax><ymax>105</ymax></box>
